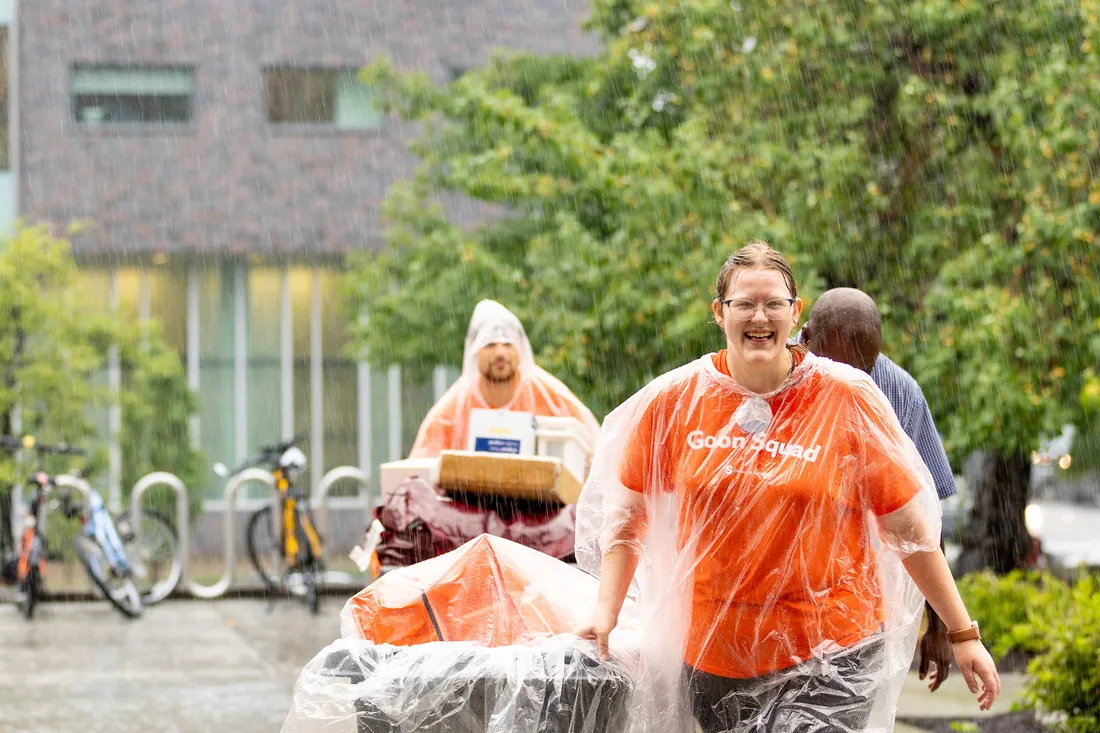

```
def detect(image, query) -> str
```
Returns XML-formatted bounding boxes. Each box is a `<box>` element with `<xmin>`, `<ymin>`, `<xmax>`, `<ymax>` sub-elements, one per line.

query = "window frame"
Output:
<box><xmin>262</xmin><ymin>65</ymin><xmax>384</xmax><ymax>133</ymax></box>
<box><xmin>0</xmin><ymin>26</ymin><xmax>11</xmax><ymax>171</ymax></box>
<box><xmin>69</xmin><ymin>63</ymin><xmax>198</xmax><ymax>131</ymax></box>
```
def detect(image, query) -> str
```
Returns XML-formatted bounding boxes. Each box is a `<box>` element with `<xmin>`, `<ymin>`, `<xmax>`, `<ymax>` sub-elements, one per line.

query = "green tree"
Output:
<box><xmin>347</xmin><ymin>54</ymin><xmax>804</xmax><ymax>416</ymax></box>
<box><xmin>0</xmin><ymin>224</ymin><xmax>107</xmax><ymax>472</ymax></box>
<box><xmin>0</xmin><ymin>223</ymin><xmax>202</xmax><ymax>553</ymax></box>
<box><xmin>347</xmin><ymin>0</ymin><xmax>1099</xmax><ymax>573</ymax></box>
<box><xmin>117</xmin><ymin>320</ymin><xmax>206</xmax><ymax>520</ymax></box>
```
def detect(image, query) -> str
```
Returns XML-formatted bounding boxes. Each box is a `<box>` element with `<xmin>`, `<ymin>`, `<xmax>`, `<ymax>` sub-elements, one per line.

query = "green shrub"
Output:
<box><xmin>1023</xmin><ymin>574</ymin><xmax>1100</xmax><ymax>733</ymax></box>
<box><xmin>956</xmin><ymin>570</ymin><xmax>1072</xmax><ymax>660</ymax></box>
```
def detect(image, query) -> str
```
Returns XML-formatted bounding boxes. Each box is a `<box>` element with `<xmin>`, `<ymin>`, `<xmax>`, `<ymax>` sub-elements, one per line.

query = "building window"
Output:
<box><xmin>70</xmin><ymin>65</ymin><xmax>195</xmax><ymax>125</ymax></box>
<box><xmin>0</xmin><ymin>26</ymin><xmax>9</xmax><ymax>170</ymax></box>
<box><xmin>264</xmin><ymin>68</ymin><xmax>381</xmax><ymax>129</ymax></box>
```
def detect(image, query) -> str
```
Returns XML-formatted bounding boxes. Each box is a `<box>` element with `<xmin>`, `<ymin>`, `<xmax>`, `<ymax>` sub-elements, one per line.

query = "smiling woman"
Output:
<box><xmin>573</xmin><ymin>240</ymin><xmax>1001</xmax><ymax>733</ymax></box>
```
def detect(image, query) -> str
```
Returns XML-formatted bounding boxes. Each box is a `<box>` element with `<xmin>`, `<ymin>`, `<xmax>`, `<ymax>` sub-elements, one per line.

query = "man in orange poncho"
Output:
<box><xmin>374</xmin><ymin>301</ymin><xmax>599</xmax><ymax>567</ymax></box>
<box><xmin>409</xmin><ymin>299</ymin><xmax>600</xmax><ymax>458</ymax></box>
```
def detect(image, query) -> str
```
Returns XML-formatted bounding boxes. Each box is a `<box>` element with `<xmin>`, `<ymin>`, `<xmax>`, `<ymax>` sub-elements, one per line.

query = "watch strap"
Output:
<box><xmin>948</xmin><ymin>621</ymin><xmax>981</xmax><ymax>644</ymax></box>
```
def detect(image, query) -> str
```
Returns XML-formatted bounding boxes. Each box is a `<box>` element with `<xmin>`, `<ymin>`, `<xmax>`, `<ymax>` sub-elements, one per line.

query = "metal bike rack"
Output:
<box><xmin>312</xmin><ymin>465</ymin><xmax>372</xmax><ymax>539</ymax></box>
<box><xmin>44</xmin><ymin>474</ymin><xmax>96</xmax><ymax>537</ymax></box>
<box><xmin>116</xmin><ymin>466</ymin><xmax>371</xmax><ymax>600</ymax></box>
<box><xmin>129</xmin><ymin>472</ymin><xmax>189</xmax><ymax>602</ymax></box>
<box><xmin>312</xmin><ymin>465</ymin><xmax>372</xmax><ymax>588</ymax></box>
<box><xmin>52</xmin><ymin>474</ymin><xmax>95</xmax><ymax>502</ymax></box>
<box><xmin>186</xmin><ymin>468</ymin><xmax>276</xmax><ymax>599</ymax></box>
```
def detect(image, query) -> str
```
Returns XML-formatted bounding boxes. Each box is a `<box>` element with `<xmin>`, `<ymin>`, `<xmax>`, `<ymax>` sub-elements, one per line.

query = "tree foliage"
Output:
<box><xmin>0</xmin><ymin>223</ymin><xmax>203</xmax><ymax>510</ymax></box>
<box><xmin>346</xmin><ymin>0</ymin><xmax>1099</xmax><ymax>478</ymax></box>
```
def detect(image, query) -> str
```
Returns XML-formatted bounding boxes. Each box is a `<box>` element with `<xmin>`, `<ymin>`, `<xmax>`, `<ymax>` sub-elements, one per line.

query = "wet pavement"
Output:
<box><xmin>0</xmin><ymin>595</ymin><xmax>1028</xmax><ymax>733</ymax></box>
<box><xmin>897</xmin><ymin>666</ymin><xmax>1026</xmax><ymax>720</ymax></box>
<box><xmin>0</xmin><ymin>598</ymin><xmax>344</xmax><ymax>733</ymax></box>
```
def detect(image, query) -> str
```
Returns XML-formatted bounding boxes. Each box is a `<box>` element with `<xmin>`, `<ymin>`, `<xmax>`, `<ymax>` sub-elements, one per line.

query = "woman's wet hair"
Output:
<box><xmin>715</xmin><ymin>239</ymin><xmax>797</xmax><ymax>301</ymax></box>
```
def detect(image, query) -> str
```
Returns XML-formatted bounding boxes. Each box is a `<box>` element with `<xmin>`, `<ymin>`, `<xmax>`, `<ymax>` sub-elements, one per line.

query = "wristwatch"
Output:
<box><xmin>948</xmin><ymin>621</ymin><xmax>981</xmax><ymax>644</ymax></box>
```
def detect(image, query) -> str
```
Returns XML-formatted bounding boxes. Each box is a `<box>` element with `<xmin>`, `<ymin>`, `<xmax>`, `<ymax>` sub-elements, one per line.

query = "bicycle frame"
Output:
<box><xmin>16</xmin><ymin>474</ymin><xmax>50</xmax><ymax>584</ymax></box>
<box><xmin>79</xmin><ymin>489</ymin><xmax>134</xmax><ymax>576</ymax></box>
<box><xmin>274</xmin><ymin>467</ymin><xmax>323</xmax><ymax>568</ymax></box>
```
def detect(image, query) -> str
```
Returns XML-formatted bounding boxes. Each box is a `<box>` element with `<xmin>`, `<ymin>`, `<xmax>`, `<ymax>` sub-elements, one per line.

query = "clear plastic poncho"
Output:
<box><xmin>282</xmin><ymin>535</ymin><xmax>641</xmax><ymax>733</ymax></box>
<box><xmin>575</xmin><ymin>349</ymin><xmax>941</xmax><ymax>733</ymax></box>
<box><xmin>409</xmin><ymin>300</ymin><xmax>601</xmax><ymax>458</ymax></box>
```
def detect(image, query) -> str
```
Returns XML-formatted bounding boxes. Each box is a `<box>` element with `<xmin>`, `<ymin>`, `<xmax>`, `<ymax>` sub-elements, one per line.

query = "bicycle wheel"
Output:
<box><xmin>117</xmin><ymin>509</ymin><xmax>181</xmax><ymax>605</ymax></box>
<box><xmin>296</xmin><ymin>510</ymin><xmax>325</xmax><ymax>615</ymax></box>
<box><xmin>298</xmin><ymin>548</ymin><xmax>322</xmax><ymax>616</ymax></box>
<box><xmin>20</xmin><ymin>565</ymin><xmax>41</xmax><ymax>621</ymax></box>
<box><xmin>75</xmin><ymin>535</ymin><xmax>142</xmax><ymax>619</ymax></box>
<box><xmin>245</xmin><ymin>506</ymin><xmax>284</xmax><ymax>595</ymax></box>
<box><xmin>305</xmin><ymin>566</ymin><xmax>320</xmax><ymax>615</ymax></box>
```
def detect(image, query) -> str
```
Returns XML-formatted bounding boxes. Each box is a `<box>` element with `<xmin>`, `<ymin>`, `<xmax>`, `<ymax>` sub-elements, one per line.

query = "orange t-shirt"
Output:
<box><xmin>620</xmin><ymin>350</ymin><xmax>921</xmax><ymax>679</ymax></box>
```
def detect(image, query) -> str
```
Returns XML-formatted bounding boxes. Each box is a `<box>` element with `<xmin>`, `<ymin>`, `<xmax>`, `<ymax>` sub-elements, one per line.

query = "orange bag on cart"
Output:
<box><xmin>342</xmin><ymin>533</ymin><xmax>590</xmax><ymax>646</ymax></box>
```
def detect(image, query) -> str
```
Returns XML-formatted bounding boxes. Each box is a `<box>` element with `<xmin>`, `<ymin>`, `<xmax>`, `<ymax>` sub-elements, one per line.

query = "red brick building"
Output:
<box><xmin>3</xmin><ymin>0</ymin><xmax>596</xmax><ymax>509</ymax></box>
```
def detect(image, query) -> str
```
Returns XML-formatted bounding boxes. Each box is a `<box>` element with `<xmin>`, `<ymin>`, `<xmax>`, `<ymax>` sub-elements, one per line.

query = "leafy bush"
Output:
<box><xmin>1024</xmin><ymin>574</ymin><xmax>1100</xmax><ymax>733</ymax></box>
<box><xmin>956</xmin><ymin>570</ymin><xmax>1073</xmax><ymax>660</ymax></box>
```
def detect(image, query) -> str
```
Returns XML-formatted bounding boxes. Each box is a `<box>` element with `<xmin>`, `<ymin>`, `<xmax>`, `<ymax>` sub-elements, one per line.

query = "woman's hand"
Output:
<box><xmin>573</xmin><ymin>604</ymin><xmax>619</xmax><ymax>660</ymax></box>
<box><xmin>953</xmin><ymin>639</ymin><xmax>1001</xmax><ymax>711</ymax></box>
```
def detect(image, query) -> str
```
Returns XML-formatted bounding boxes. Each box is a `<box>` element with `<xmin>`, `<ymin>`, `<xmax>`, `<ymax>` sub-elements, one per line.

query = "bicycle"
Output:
<box><xmin>215</xmin><ymin>434</ymin><xmax>326</xmax><ymax>614</ymax></box>
<box><xmin>0</xmin><ymin>436</ymin><xmax>131</xmax><ymax>619</ymax></box>
<box><xmin>0</xmin><ymin>435</ymin><xmax>177</xmax><ymax>619</ymax></box>
<box><xmin>56</xmin><ymin>476</ymin><xmax>183</xmax><ymax>613</ymax></box>
<box><xmin>1</xmin><ymin>435</ymin><xmax>56</xmax><ymax>619</ymax></box>
<box><xmin>66</xmin><ymin>478</ymin><xmax>144</xmax><ymax>618</ymax></box>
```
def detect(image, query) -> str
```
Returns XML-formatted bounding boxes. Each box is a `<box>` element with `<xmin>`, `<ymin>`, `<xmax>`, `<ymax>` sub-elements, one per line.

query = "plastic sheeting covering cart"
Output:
<box><xmin>282</xmin><ymin>534</ymin><xmax>639</xmax><ymax>733</ymax></box>
<box><xmin>293</xmin><ymin>640</ymin><xmax>632</xmax><ymax>733</ymax></box>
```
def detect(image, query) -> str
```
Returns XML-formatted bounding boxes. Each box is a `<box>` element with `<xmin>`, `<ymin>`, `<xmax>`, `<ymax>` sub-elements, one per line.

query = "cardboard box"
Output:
<box><xmin>437</xmin><ymin>450</ymin><xmax>580</xmax><ymax>505</ymax></box>
<box><xmin>466</xmin><ymin>409</ymin><xmax>537</xmax><ymax>455</ymax></box>
<box><xmin>379</xmin><ymin>458</ymin><xmax>440</xmax><ymax>501</ymax></box>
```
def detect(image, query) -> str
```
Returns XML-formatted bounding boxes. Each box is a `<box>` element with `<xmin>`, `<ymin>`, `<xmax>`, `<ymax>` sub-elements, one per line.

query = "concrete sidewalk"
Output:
<box><xmin>0</xmin><ymin>597</ymin><xmax>1031</xmax><ymax>733</ymax></box>
<box><xmin>0</xmin><ymin>599</ymin><xmax>341</xmax><ymax>733</ymax></box>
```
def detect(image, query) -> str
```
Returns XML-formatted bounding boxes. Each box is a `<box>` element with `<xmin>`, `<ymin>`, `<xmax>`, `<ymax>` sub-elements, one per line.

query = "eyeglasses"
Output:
<box><xmin>721</xmin><ymin>298</ymin><xmax>796</xmax><ymax>321</ymax></box>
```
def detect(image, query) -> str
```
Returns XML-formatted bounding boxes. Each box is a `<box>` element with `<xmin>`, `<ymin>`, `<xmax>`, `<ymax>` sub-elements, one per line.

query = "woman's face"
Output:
<box><xmin>711</xmin><ymin>268</ymin><xmax>804</xmax><ymax>369</ymax></box>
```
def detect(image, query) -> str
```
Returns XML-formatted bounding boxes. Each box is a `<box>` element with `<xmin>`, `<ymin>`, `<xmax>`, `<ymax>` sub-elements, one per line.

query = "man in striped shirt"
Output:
<box><xmin>799</xmin><ymin>287</ymin><xmax>958</xmax><ymax>692</ymax></box>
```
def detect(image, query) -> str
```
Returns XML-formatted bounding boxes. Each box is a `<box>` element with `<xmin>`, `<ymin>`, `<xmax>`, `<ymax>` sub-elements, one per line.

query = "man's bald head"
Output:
<box><xmin>803</xmin><ymin>288</ymin><xmax>882</xmax><ymax>373</ymax></box>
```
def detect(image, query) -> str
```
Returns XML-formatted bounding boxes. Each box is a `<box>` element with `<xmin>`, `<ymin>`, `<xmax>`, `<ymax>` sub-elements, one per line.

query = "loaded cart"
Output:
<box><xmin>282</xmin><ymin>534</ymin><xmax>638</xmax><ymax>733</ymax></box>
<box><xmin>372</xmin><ymin>414</ymin><xmax>594</xmax><ymax>568</ymax></box>
<box><xmin>314</xmin><ymin>640</ymin><xmax>631</xmax><ymax>733</ymax></box>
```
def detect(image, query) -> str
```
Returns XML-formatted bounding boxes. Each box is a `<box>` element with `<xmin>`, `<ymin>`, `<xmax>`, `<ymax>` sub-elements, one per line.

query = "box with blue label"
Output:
<box><xmin>466</xmin><ymin>409</ymin><xmax>536</xmax><ymax>456</ymax></box>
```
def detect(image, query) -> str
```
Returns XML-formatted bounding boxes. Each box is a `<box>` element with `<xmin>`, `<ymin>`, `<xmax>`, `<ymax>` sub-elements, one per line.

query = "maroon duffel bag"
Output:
<box><xmin>373</xmin><ymin>477</ymin><xmax>577</xmax><ymax>568</ymax></box>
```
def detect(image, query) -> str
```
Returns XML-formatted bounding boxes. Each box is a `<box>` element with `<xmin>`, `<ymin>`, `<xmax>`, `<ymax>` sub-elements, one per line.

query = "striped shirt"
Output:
<box><xmin>871</xmin><ymin>354</ymin><xmax>957</xmax><ymax>500</ymax></box>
